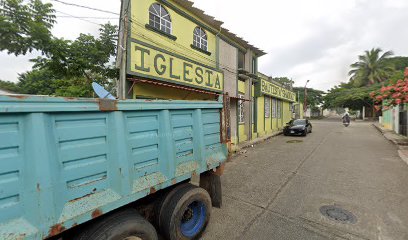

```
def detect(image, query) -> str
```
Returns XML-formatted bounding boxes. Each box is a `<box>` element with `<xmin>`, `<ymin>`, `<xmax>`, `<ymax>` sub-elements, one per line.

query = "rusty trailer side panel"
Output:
<box><xmin>0</xmin><ymin>95</ymin><xmax>228</xmax><ymax>240</ymax></box>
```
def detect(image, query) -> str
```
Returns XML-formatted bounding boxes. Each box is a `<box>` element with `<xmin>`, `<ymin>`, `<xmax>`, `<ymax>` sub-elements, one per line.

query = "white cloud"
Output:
<box><xmin>1</xmin><ymin>0</ymin><xmax>408</xmax><ymax>92</ymax></box>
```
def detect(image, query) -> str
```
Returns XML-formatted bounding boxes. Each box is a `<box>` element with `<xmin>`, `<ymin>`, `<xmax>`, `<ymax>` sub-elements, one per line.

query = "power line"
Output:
<box><xmin>49</xmin><ymin>0</ymin><xmax>240</xmax><ymax>73</ymax></box>
<box><xmin>49</xmin><ymin>1</ymin><xmax>238</xmax><ymax>73</ymax></box>
<box><xmin>50</xmin><ymin>0</ymin><xmax>120</xmax><ymax>16</ymax></box>
<box><xmin>56</xmin><ymin>16</ymin><xmax>119</xmax><ymax>19</ymax></box>
<box><xmin>55</xmin><ymin>10</ymin><xmax>100</xmax><ymax>25</ymax></box>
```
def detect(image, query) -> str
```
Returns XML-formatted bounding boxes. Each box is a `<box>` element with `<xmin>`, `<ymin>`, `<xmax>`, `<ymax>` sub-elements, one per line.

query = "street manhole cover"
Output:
<box><xmin>286</xmin><ymin>140</ymin><xmax>303</xmax><ymax>144</ymax></box>
<box><xmin>319</xmin><ymin>205</ymin><xmax>357</xmax><ymax>224</ymax></box>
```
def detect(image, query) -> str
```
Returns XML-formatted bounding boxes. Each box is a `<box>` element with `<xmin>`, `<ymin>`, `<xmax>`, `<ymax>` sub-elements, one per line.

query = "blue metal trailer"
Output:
<box><xmin>0</xmin><ymin>95</ymin><xmax>228</xmax><ymax>240</ymax></box>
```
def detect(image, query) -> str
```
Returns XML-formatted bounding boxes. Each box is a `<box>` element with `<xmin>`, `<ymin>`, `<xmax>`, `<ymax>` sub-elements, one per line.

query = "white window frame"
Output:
<box><xmin>149</xmin><ymin>3</ymin><xmax>172</xmax><ymax>34</ymax></box>
<box><xmin>193</xmin><ymin>27</ymin><xmax>208</xmax><ymax>51</ymax></box>
<box><xmin>238</xmin><ymin>94</ymin><xmax>245</xmax><ymax>124</ymax></box>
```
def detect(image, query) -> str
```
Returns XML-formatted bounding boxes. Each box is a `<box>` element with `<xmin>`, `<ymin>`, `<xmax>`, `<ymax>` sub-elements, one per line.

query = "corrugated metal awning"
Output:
<box><xmin>127</xmin><ymin>78</ymin><xmax>220</xmax><ymax>96</ymax></box>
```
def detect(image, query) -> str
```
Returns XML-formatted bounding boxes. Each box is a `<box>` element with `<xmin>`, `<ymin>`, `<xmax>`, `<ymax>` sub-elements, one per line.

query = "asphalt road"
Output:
<box><xmin>203</xmin><ymin>120</ymin><xmax>408</xmax><ymax>240</ymax></box>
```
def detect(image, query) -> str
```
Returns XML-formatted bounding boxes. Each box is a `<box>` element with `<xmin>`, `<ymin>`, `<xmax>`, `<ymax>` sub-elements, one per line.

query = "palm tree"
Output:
<box><xmin>349</xmin><ymin>48</ymin><xmax>394</xmax><ymax>87</ymax></box>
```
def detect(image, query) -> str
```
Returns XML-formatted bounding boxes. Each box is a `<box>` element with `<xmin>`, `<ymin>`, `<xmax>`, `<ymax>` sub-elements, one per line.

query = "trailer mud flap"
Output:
<box><xmin>200</xmin><ymin>171</ymin><xmax>222</xmax><ymax>208</ymax></box>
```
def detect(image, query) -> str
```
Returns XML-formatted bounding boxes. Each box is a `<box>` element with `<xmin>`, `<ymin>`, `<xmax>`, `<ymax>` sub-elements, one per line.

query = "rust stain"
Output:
<box><xmin>172</xmin><ymin>179</ymin><xmax>177</xmax><ymax>184</ymax></box>
<box><xmin>7</xmin><ymin>95</ymin><xmax>28</xmax><ymax>99</ymax></box>
<box><xmin>47</xmin><ymin>224</ymin><xmax>66</xmax><ymax>238</ymax></box>
<box><xmin>149</xmin><ymin>187</ymin><xmax>156</xmax><ymax>194</ymax></box>
<box><xmin>64</xmin><ymin>97</ymin><xmax>77</xmax><ymax>100</ymax></box>
<box><xmin>69</xmin><ymin>192</ymin><xmax>94</xmax><ymax>203</ymax></box>
<box><xmin>214</xmin><ymin>163</ymin><xmax>225</xmax><ymax>176</ymax></box>
<box><xmin>98</xmin><ymin>99</ymin><xmax>118</xmax><ymax>111</ymax></box>
<box><xmin>92</xmin><ymin>209</ymin><xmax>103</xmax><ymax>219</ymax></box>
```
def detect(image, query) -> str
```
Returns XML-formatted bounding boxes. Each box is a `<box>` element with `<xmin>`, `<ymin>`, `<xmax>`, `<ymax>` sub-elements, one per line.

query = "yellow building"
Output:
<box><xmin>253</xmin><ymin>73</ymin><xmax>297</xmax><ymax>137</ymax></box>
<box><xmin>118</xmin><ymin>0</ymin><xmax>298</xmax><ymax>152</ymax></box>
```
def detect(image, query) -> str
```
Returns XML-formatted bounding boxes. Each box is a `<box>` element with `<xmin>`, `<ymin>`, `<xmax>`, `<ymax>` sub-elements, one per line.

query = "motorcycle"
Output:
<box><xmin>342</xmin><ymin>115</ymin><xmax>350</xmax><ymax>127</ymax></box>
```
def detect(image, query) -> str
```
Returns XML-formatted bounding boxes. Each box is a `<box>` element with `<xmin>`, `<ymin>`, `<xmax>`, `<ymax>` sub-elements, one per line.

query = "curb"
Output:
<box><xmin>372</xmin><ymin>123</ymin><xmax>408</xmax><ymax>165</ymax></box>
<box><xmin>228</xmin><ymin>131</ymin><xmax>283</xmax><ymax>159</ymax></box>
<box><xmin>239</xmin><ymin>131</ymin><xmax>283</xmax><ymax>149</ymax></box>
<box><xmin>372</xmin><ymin>123</ymin><xmax>384</xmax><ymax>134</ymax></box>
<box><xmin>372</xmin><ymin>123</ymin><xmax>399</xmax><ymax>146</ymax></box>
<box><xmin>398</xmin><ymin>150</ymin><xmax>408</xmax><ymax>165</ymax></box>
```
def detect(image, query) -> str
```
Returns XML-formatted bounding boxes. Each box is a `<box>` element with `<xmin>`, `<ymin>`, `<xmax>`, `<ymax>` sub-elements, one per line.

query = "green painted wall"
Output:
<box><xmin>382</xmin><ymin>109</ymin><xmax>393</xmax><ymax>130</ymax></box>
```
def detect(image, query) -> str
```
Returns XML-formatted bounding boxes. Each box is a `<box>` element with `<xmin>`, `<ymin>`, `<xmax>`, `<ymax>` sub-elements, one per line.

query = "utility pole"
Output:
<box><xmin>297</xmin><ymin>90</ymin><xmax>300</xmax><ymax>119</ymax></box>
<box><xmin>304</xmin><ymin>80</ymin><xmax>310</xmax><ymax>116</ymax></box>
<box><xmin>117</xmin><ymin>0</ymin><xmax>130</xmax><ymax>99</ymax></box>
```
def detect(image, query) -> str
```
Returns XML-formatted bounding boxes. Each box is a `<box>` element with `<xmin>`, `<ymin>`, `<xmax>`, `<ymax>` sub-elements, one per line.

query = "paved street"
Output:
<box><xmin>204</xmin><ymin>120</ymin><xmax>408</xmax><ymax>240</ymax></box>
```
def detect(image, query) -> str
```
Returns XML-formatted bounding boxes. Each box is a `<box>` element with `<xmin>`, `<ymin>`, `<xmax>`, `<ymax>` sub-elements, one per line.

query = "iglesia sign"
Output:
<box><xmin>257</xmin><ymin>79</ymin><xmax>296</xmax><ymax>102</ymax></box>
<box><xmin>128</xmin><ymin>41</ymin><xmax>224</xmax><ymax>92</ymax></box>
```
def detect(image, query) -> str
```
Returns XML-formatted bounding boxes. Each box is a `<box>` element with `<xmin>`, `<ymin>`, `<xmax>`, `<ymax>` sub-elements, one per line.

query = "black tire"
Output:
<box><xmin>160</xmin><ymin>185</ymin><xmax>212</xmax><ymax>240</ymax></box>
<box><xmin>76</xmin><ymin>209</ymin><xmax>158</xmax><ymax>240</ymax></box>
<box><xmin>154</xmin><ymin>183</ymin><xmax>194</xmax><ymax>231</ymax></box>
<box><xmin>302</xmin><ymin>130</ymin><xmax>307</xmax><ymax>136</ymax></box>
<box><xmin>309</xmin><ymin>128</ymin><xmax>312</xmax><ymax>133</ymax></box>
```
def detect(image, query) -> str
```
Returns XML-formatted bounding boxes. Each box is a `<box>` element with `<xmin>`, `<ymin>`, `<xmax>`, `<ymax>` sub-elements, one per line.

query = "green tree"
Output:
<box><xmin>382</xmin><ymin>57</ymin><xmax>408</xmax><ymax>84</ymax></box>
<box><xmin>323</xmin><ymin>83</ymin><xmax>377</xmax><ymax>111</ymax></box>
<box><xmin>385</xmin><ymin>57</ymin><xmax>408</xmax><ymax>71</ymax></box>
<box><xmin>272</xmin><ymin>77</ymin><xmax>294</xmax><ymax>89</ymax></box>
<box><xmin>1</xmin><ymin>1</ymin><xmax>118</xmax><ymax>97</ymax></box>
<box><xmin>0</xmin><ymin>0</ymin><xmax>56</xmax><ymax>55</ymax></box>
<box><xmin>293</xmin><ymin>87</ymin><xmax>325</xmax><ymax>109</ymax></box>
<box><xmin>30</xmin><ymin>23</ymin><xmax>119</xmax><ymax>97</ymax></box>
<box><xmin>0</xmin><ymin>79</ymin><xmax>20</xmax><ymax>92</ymax></box>
<box><xmin>349</xmin><ymin>48</ymin><xmax>394</xmax><ymax>87</ymax></box>
<box><xmin>17</xmin><ymin>68</ymin><xmax>58</xmax><ymax>95</ymax></box>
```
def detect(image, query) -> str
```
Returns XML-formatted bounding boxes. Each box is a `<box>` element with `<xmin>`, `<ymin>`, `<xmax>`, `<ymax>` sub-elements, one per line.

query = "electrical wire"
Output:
<box><xmin>55</xmin><ymin>10</ymin><xmax>101</xmax><ymax>25</ymax></box>
<box><xmin>49</xmin><ymin>1</ymin><xmax>244</xmax><ymax>75</ymax></box>
<box><xmin>50</xmin><ymin>0</ymin><xmax>120</xmax><ymax>15</ymax></box>
<box><xmin>55</xmin><ymin>16</ymin><xmax>119</xmax><ymax>19</ymax></box>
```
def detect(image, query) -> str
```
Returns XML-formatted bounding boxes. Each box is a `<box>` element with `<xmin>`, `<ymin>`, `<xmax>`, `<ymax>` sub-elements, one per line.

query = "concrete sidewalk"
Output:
<box><xmin>372</xmin><ymin>122</ymin><xmax>408</xmax><ymax>165</ymax></box>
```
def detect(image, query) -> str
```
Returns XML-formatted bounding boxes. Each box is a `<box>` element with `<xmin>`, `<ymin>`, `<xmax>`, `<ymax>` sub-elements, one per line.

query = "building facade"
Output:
<box><xmin>120</xmin><ymin>0</ymin><xmax>298</xmax><ymax>151</ymax></box>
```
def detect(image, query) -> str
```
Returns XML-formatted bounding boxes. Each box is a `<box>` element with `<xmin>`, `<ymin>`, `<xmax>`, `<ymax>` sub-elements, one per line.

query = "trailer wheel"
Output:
<box><xmin>154</xmin><ymin>183</ymin><xmax>195</xmax><ymax>231</ymax></box>
<box><xmin>160</xmin><ymin>185</ymin><xmax>211</xmax><ymax>240</ymax></box>
<box><xmin>76</xmin><ymin>209</ymin><xmax>158</xmax><ymax>240</ymax></box>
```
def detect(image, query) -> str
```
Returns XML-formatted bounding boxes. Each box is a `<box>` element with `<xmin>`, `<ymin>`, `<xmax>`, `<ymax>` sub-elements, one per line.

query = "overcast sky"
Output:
<box><xmin>2</xmin><ymin>0</ymin><xmax>408</xmax><ymax>91</ymax></box>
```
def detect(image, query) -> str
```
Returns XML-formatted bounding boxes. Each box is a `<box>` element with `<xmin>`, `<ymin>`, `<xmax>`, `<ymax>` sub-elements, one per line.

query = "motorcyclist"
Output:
<box><xmin>342</xmin><ymin>112</ymin><xmax>351</xmax><ymax>125</ymax></box>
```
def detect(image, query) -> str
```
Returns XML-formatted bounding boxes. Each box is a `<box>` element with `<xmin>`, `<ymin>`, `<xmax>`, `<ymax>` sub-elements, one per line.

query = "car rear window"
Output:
<box><xmin>293</xmin><ymin>119</ymin><xmax>306</xmax><ymax>125</ymax></box>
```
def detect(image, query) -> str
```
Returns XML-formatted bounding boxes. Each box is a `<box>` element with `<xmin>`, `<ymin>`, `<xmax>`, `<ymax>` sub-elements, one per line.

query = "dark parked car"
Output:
<box><xmin>283</xmin><ymin>119</ymin><xmax>312</xmax><ymax>136</ymax></box>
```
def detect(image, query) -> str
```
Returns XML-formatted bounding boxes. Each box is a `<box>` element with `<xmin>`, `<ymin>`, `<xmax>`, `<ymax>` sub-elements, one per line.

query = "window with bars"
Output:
<box><xmin>277</xmin><ymin>100</ymin><xmax>282</xmax><ymax>119</ymax></box>
<box><xmin>193</xmin><ymin>27</ymin><xmax>208</xmax><ymax>51</ymax></box>
<box><xmin>252</xmin><ymin>57</ymin><xmax>257</xmax><ymax>74</ymax></box>
<box><xmin>272</xmin><ymin>98</ymin><xmax>277</xmax><ymax>118</ymax></box>
<box><xmin>238</xmin><ymin>51</ymin><xmax>245</xmax><ymax>69</ymax></box>
<box><xmin>238</xmin><ymin>94</ymin><xmax>245</xmax><ymax>124</ymax></box>
<box><xmin>252</xmin><ymin>97</ymin><xmax>255</xmax><ymax>123</ymax></box>
<box><xmin>149</xmin><ymin>3</ymin><xmax>172</xmax><ymax>34</ymax></box>
<box><xmin>265</xmin><ymin>97</ymin><xmax>271</xmax><ymax>118</ymax></box>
